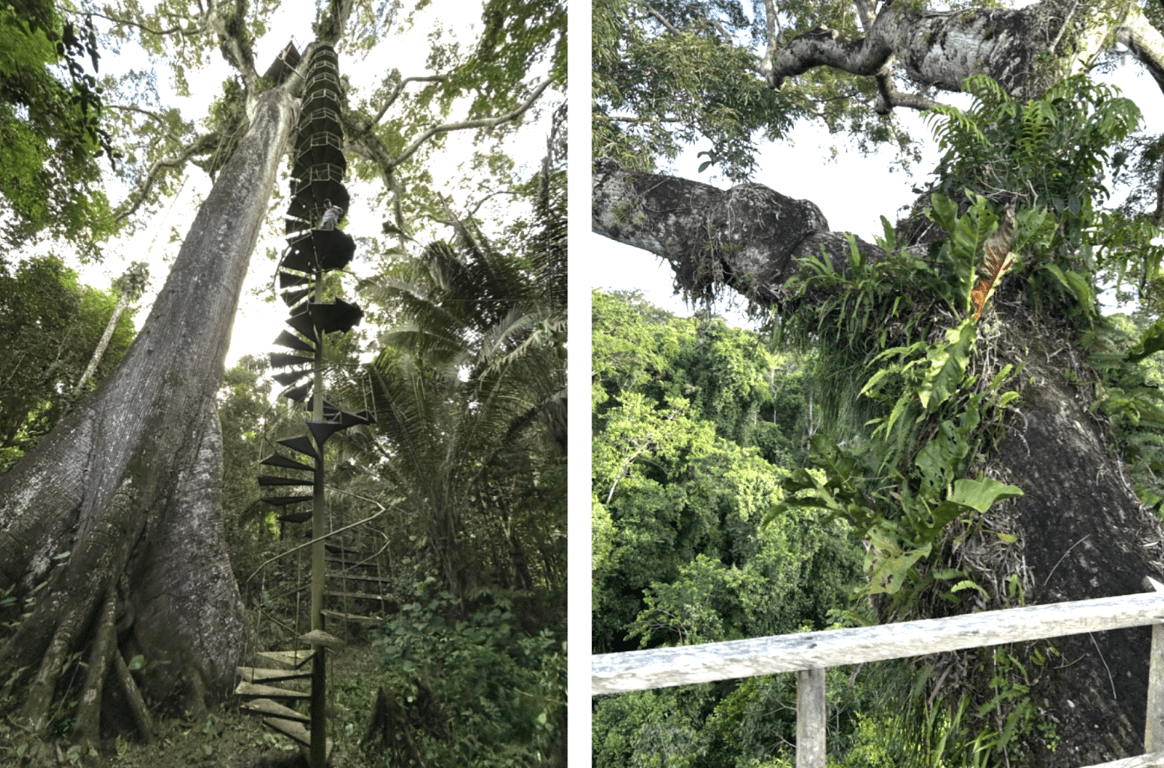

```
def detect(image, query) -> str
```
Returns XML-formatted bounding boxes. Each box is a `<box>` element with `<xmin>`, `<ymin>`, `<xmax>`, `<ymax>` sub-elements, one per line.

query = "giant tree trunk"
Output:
<box><xmin>592</xmin><ymin>157</ymin><xmax>1164</xmax><ymax>764</ymax></box>
<box><xmin>0</xmin><ymin>84</ymin><xmax>297</xmax><ymax>742</ymax></box>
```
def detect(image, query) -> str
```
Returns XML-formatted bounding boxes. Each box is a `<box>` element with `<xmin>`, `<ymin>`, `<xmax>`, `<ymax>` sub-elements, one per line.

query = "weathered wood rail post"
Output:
<box><xmin>593</xmin><ymin>581</ymin><xmax>1164</xmax><ymax>768</ymax></box>
<box><xmin>796</xmin><ymin>668</ymin><xmax>825</xmax><ymax>768</ymax></box>
<box><xmin>1146</xmin><ymin>576</ymin><xmax>1164</xmax><ymax>755</ymax></box>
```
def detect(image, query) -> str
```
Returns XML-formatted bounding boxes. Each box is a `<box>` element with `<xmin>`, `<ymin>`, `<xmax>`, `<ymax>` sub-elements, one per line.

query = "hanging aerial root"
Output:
<box><xmin>72</xmin><ymin>587</ymin><xmax>117</xmax><ymax>748</ymax></box>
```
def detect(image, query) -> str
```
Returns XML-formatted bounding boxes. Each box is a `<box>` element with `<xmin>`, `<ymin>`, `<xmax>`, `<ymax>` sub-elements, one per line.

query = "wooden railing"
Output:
<box><xmin>592</xmin><ymin>577</ymin><xmax>1164</xmax><ymax>768</ymax></box>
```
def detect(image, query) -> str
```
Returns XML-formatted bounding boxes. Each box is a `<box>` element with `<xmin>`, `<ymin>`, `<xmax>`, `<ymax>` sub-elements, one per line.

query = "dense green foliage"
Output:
<box><xmin>594</xmin><ymin>70</ymin><xmax>1164</xmax><ymax>766</ymax></box>
<box><xmin>592</xmin><ymin>0</ymin><xmax>918</xmax><ymax>181</ymax></box>
<box><xmin>0</xmin><ymin>2</ymin><xmax>119</xmax><ymax>255</ymax></box>
<box><xmin>368</xmin><ymin>580</ymin><xmax>565</xmax><ymax>767</ymax></box>
<box><xmin>592</xmin><ymin>289</ymin><xmax>867</xmax><ymax>767</ymax></box>
<box><xmin>0</xmin><ymin>256</ymin><xmax>135</xmax><ymax>469</ymax></box>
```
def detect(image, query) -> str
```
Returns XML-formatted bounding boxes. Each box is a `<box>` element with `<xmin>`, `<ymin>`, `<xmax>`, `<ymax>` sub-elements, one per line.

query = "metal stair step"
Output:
<box><xmin>234</xmin><ymin>681</ymin><xmax>310</xmax><ymax>700</ymax></box>
<box><xmin>322</xmin><ymin>608</ymin><xmax>381</xmax><ymax>625</ymax></box>
<box><xmin>241</xmin><ymin>697</ymin><xmax>309</xmax><ymax>723</ymax></box>
<box><xmin>255</xmin><ymin>650</ymin><xmax>315</xmax><ymax>669</ymax></box>
<box><xmin>237</xmin><ymin>666</ymin><xmax>311</xmax><ymax>684</ymax></box>
<box><xmin>325</xmin><ymin>555</ymin><xmax>378</xmax><ymax>568</ymax></box>
<box><xmin>262</xmin><ymin>716</ymin><xmax>334</xmax><ymax>760</ymax></box>
<box><xmin>330</xmin><ymin>573</ymin><xmax>392</xmax><ymax>585</ymax></box>
<box><xmin>299</xmin><ymin>629</ymin><xmax>345</xmax><ymax>649</ymax></box>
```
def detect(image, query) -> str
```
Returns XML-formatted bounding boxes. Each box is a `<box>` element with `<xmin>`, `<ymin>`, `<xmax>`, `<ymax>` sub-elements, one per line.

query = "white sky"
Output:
<box><xmin>66</xmin><ymin>2</ymin><xmax>553</xmax><ymax>368</ymax></box>
<box><xmin>591</xmin><ymin>58</ymin><xmax>1164</xmax><ymax>326</ymax></box>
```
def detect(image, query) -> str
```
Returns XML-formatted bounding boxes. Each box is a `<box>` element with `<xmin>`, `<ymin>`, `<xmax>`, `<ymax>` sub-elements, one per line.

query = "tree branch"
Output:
<box><xmin>395</xmin><ymin>80</ymin><xmax>552</xmax><ymax>169</ymax></box>
<box><xmin>352</xmin><ymin>79</ymin><xmax>553</xmax><ymax>181</ymax></box>
<box><xmin>113</xmin><ymin>133</ymin><xmax>218</xmax><ymax>223</ymax></box>
<box><xmin>608</xmin><ymin>113</ymin><xmax>683</xmax><ymax>123</ymax></box>
<box><xmin>646</xmin><ymin>6</ymin><xmax>681</xmax><ymax>36</ymax></box>
<box><xmin>105</xmin><ymin>103</ymin><xmax>188</xmax><ymax>144</ymax></box>
<box><xmin>1116</xmin><ymin>11</ymin><xmax>1164</xmax><ymax>99</ymax></box>
<box><xmin>767</xmin><ymin>1</ymin><xmax>1155</xmax><ymax>102</ymax></box>
<box><xmin>759</xmin><ymin>0</ymin><xmax>782</xmax><ymax>84</ymax></box>
<box><xmin>86</xmin><ymin>11</ymin><xmax>204</xmax><ymax>38</ymax></box>
<box><xmin>872</xmin><ymin>74</ymin><xmax>939</xmax><ymax>114</ymax></box>
<box><xmin>591</xmin><ymin>157</ymin><xmax>882</xmax><ymax>307</ymax></box>
<box><xmin>367</xmin><ymin>75</ymin><xmax>449</xmax><ymax>127</ymax></box>
<box><xmin>318</xmin><ymin>0</ymin><xmax>357</xmax><ymax>44</ymax></box>
<box><xmin>206</xmin><ymin>0</ymin><xmax>257</xmax><ymax>90</ymax></box>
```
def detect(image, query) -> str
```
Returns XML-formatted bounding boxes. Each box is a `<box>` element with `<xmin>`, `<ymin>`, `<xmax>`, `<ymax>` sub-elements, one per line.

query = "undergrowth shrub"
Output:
<box><xmin>364</xmin><ymin>576</ymin><xmax>565</xmax><ymax>767</ymax></box>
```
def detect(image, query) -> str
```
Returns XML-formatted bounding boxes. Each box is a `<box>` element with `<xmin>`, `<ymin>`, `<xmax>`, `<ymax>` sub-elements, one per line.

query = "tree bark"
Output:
<box><xmin>592</xmin><ymin>158</ymin><xmax>1164</xmax><ymax>763</ymax></box>
<box><xmin>0</xmin><ymin>81</ymin><xmax>298</xmax><ymax>737</ymax></box>
<box><xmin>764</xmin><ymin>0</ymin><xmax>1164</xmax><ymax>105</ymax></box>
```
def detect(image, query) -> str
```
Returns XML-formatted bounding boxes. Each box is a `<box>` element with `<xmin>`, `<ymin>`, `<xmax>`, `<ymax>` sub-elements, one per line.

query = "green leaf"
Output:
<box><xmin>866</xmin><ymin>531</ymin><xmax>930</xmax><ymax>596</ymax></box>
<box><xmin>879</xmin><ymin>215</ymin><xmax>897</xmax><ymax>251</ymax></box>
<box><xmin>917</xmin><ymin>319</ymin><xmax>976</xmax><ymax>413</ymax></box>
<box><xmin>950</xmin><ymin>579</ymin><xmax>988</xmax><ymax>596</ymax></box>
<box><xmin>1125</xmin><ymin>318</ymin><xmax>1164</xmax><ymax>364</ymax></box>
<box><xmin>930</xmin><ymin>193</ymin><xmax>958</xmax><ymax>235</ymax></box>
<box><xmin>947</xmin><ymin>477</ymin><xmax>1024</xmax><ymax>512</ymax></box>
<box><xmin>129</xmin><ymin>654</ymin><xmax>145</xmax><ymax>671</ymax></box>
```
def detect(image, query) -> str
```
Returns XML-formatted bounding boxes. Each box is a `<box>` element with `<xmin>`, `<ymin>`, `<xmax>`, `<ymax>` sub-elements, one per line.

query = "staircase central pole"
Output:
<box><xmin>310</xmin><ymin>274</ymin><xmax>327</xmax><ymax>768</ymax></box>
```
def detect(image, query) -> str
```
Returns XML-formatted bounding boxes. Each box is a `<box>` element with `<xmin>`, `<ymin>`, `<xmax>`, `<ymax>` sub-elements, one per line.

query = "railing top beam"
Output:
<box><xmin>593</xmin><ymin>591</ymin><xmax>1164</xmax><ymax>695</ymax></box>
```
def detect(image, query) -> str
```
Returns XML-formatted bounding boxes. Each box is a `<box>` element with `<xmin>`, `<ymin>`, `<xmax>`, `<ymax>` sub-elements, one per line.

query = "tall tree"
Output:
<box><xmin>594</xmin><ymin>1</ymin><xmax>1164</xmax><ymax>764</ymax></box>
<box><xmin>67</xmin><ymin>261</ymin><xmax>149</xmax><ymax>402</ymax></box>
<box><xmin>0</xmin><ymin>0</ymin><xmax>562</xmax><ymax>750</ymax></box>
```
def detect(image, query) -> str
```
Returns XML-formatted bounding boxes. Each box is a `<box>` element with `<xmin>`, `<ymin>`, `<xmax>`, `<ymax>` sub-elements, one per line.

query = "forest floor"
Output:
<box><xmin>53</xmin><ymin>641</ymin><xmax>386</xmax><ymax>768</ymax></box>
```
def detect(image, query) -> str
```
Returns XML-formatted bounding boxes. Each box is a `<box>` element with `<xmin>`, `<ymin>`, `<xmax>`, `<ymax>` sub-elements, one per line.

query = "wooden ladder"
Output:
<box><xmin>235</xmin><ymin>631</ymin><xmax>344</xmax><ymax>762</ymax></box>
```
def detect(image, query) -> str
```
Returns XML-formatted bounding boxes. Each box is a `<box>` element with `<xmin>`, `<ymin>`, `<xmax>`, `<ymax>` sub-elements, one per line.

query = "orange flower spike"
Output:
<box><xmin>971</xmin><ymin>201</ymin><xmax>1017</xmax><ymax>321</ymax></box>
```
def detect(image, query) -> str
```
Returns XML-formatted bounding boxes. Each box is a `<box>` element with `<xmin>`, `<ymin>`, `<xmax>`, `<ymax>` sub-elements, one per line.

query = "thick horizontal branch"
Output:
<box><xmin>593</xmin><ymin>590</ymin><xmax>1164</xmax><ymax>694</ymax></box>
<box><xmin>1116</xmin><ymin>12</ymin><xmax>1164</xmax><ymax>98</ymax></box>
<box><xmin>591</xmin><ymin>157</ymin><xmax>882</xmax><ymax>307</ymax></box>
<box><xmin>764</xmin><ymin>0</ymin><xmax>1164</xmax><ymax>103</ymax></box>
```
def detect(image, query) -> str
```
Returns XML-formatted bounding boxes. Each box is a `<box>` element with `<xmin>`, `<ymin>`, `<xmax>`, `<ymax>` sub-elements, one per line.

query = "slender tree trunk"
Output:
<box><xmin>70</xmin><ymin>290</ymin><xmax>130</xmax><ymax>400</ymax></box>
<box><xmin>0</xmin><ymin>83</ymin><xmax>298</xmax><ymax>737</ymax></box>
